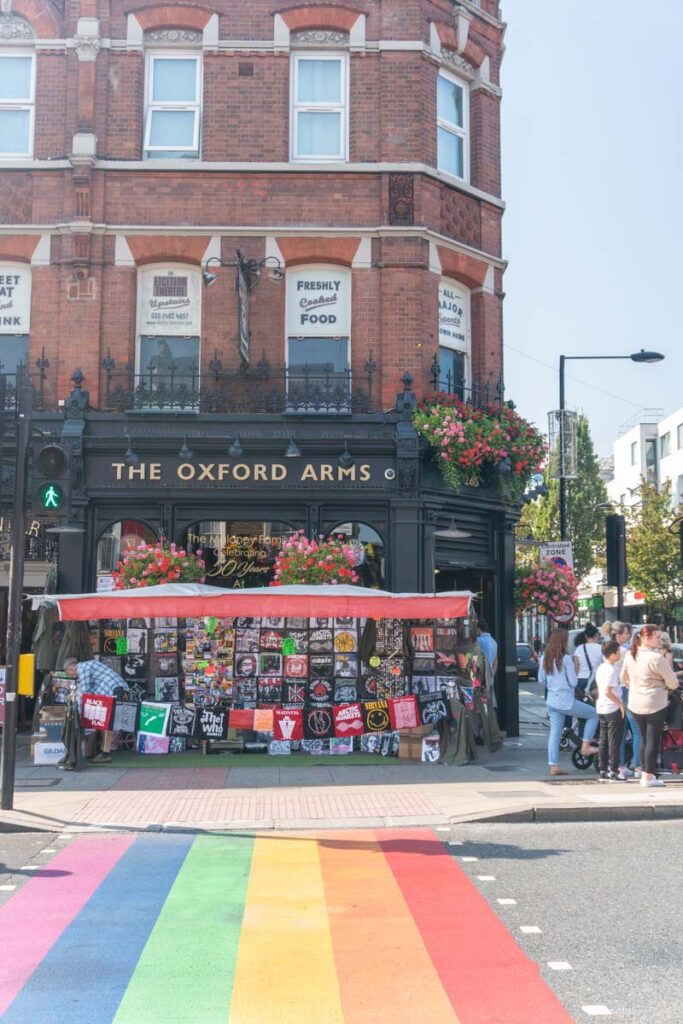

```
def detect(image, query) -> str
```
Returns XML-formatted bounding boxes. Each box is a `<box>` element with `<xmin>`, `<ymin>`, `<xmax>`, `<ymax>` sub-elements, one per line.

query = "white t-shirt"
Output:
<box><xmin>575</xmin><ymin>642</ymin><xmax>602</xmax><ymax>680</ymax></box>
<box><xmin>595</xmin><ymin>661</ymin><xmax>623</xmax><ymax>714</ymax></box>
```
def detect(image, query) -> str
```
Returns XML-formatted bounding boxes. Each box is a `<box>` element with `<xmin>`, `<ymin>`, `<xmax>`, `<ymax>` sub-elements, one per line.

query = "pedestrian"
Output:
<box><xmin>62</xmin><ymin>656</ymin><xmax>126</xmax><ymax>764</ymax></box>
<box><xmin>621</xmin><ymin>624</ymin><xmax>680</xmax><ymax>787</ymax></box>
<box><xmin>573</xmin><ymin>623</ymin><xmax>602</xmax><ymax>697</ymax></box>
<box><xmin>612</xmin><ymin>622</ymin><xmax>640</xmax><ymax>777</ymax></box>
<box><xmin>475</xmin><ymin>618</ymin><xmax>497</xmax><ymax>675</ymax></box>
<box><xmin>600</xmin><ymin>621</ymin><xmax>613</xmax><ymax>642</ymax></box>
<box><xmin>595</xmin><ymin>640</ymin><xmax>627</xmax><ymax>782</ymax></box>
<box><xmin>539</xmin><ymin>628</ymin><xmax>599</xmax><ymax>776</ymax></box>
<box><xmin>533</xmin><ymin>634</ymin><xmax>543</xmax><ymax>656</ymax></box>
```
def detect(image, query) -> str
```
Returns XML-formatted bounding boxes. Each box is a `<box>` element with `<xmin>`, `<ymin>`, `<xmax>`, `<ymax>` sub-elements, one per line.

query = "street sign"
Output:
<box><xmin>38</xmin><ymin>482</ymin><xmax>63</xmax><ymax>511</ymax></box>
<box><xmin>540</xmin><ymin>541</ymin><xmax>574</xmax><ymax>571</ymax></box>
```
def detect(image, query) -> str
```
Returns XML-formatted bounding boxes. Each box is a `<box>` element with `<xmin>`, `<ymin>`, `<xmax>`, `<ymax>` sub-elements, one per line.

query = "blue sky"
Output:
<box><xmin>500</xmin><ymin>0</ymin><xmax>683</xmax><ymax>457</ymax></box>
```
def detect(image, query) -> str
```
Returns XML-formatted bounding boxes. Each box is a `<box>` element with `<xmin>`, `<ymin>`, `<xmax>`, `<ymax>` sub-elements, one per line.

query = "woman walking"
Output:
<box><xmin>540</xmin><ymin>629</ymin><xmax>599</xmax><ymax>776</ymax></box>
<box><xmin>621</xmin><ymin>625</ymin><xmax>680</xmax><ymax>787</ymax></box>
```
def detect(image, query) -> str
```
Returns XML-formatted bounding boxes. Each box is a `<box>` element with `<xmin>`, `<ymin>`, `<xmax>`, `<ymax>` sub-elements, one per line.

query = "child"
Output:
<box><xmin>595</xmin><ymin>640</ymin><xmax>627</xmax><ymax>781</ymax></box>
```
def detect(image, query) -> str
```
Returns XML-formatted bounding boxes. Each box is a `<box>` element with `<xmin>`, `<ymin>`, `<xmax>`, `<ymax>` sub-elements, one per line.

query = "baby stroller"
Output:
<box><xmin>660</xmin><ymin>689</ymin><xmax>683</xmax><ymax>774</ymax></box>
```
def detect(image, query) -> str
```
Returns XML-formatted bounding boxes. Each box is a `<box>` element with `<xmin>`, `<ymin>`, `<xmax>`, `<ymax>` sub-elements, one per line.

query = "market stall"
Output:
<box><xmin>31</xmin><ymin>585</ymin><xmax>500</xmax><ymax>762</ymax></box>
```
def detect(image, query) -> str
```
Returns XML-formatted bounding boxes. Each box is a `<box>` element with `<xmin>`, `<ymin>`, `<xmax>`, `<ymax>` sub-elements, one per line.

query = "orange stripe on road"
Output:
<box><xmin>318</xmin><ymin>831</ymin><xmax>462</xmax><ymax>1024</ymax></box>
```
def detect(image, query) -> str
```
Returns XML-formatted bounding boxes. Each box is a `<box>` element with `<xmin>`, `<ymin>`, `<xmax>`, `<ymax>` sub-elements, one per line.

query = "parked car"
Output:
<box><xmin>516</xmin><ymin>642</ymin><xmax>538</xmax><ymax>680</ymax></box>
<box><xmin>671</xmin><ymin>643</ymin><xmax>683</xmax><ymax>680</ymax></box>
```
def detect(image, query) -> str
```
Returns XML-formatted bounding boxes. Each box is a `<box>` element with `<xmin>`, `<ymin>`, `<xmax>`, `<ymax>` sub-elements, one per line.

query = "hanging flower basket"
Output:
<box><xmin>514</xmin><ymin>560</ymin><xmax>578</xmax><ymax>619</ymax></box>
<box><xmin>113</xmin><ymin>541</ymin><xmax>206</xmax><ymax>590</ymax></box>
<box><xmin>269</xmin><ymin>530</ymin><xmax>359</xmax><ymax>586</ymax></box>
<box><xmin>413</xmin><ymin>394</ymin><xmax>546</xmax><ymax>500</ymax></box>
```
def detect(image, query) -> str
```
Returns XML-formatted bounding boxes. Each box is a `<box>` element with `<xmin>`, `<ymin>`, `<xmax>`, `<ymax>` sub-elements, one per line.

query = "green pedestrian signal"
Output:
<box><xmin>38</xmin><ymin>482</ymin><xmax>63</xmax><ymax>511</ymax></box>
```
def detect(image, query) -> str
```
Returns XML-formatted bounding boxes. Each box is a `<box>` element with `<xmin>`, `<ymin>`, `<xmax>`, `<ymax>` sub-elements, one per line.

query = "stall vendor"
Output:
<box><xmin>63</xmin><ymin>657</ymin><xmax>127</xmax><ymax>764</ymax></box>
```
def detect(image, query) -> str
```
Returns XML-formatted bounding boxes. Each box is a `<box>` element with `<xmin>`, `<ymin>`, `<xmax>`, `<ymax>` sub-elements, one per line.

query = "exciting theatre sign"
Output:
<box><xmin>88</xmin><ymin>457</ymin><xmax>394</xmax><ymax>489</ymax></box>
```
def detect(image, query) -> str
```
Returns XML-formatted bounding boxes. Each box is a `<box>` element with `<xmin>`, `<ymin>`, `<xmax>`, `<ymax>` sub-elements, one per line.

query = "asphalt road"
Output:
<box><xmin>446</xmin><ymin>819</ymin><xmax>682</xmax><ymax>1023</ymax></box>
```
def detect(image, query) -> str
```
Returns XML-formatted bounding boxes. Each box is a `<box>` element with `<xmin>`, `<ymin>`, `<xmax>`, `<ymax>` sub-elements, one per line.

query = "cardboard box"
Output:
<box><xmin>398</xmin><ymin>725</ymin><xmax>439</xmax><ymax>761</ymax></box>
<box><xmin>33</xmin><ymin>741</ymin><xmax>66</xmax><ymax>765</ymax></box>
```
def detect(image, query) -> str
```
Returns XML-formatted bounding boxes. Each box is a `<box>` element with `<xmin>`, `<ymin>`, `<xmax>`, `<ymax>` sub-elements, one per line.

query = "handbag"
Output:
<box><xmin>579</xmin><ymin>644</ymin><xmax>599</xmax><ymax>694</ymax></box>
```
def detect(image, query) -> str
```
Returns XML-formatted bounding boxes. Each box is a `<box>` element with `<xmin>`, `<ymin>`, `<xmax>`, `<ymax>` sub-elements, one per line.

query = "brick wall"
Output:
<box><xmin>1</xmin><ymin>0</ymin><xmax>506</xmax><ymax>408</ymax></box>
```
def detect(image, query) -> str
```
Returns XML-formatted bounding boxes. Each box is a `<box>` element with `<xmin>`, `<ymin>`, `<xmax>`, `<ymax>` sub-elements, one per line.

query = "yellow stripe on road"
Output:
<box><xmin>228</xmin><ymin>834</ymin><xmax>344</xmax><ymax>1024</ymax></box>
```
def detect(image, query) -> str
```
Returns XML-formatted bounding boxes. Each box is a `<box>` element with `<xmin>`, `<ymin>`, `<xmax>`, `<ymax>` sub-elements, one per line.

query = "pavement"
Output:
<box><xmin>2</xmin><ymin>683</ymin><xmax>682</xmax><ymax>833</ymax></box>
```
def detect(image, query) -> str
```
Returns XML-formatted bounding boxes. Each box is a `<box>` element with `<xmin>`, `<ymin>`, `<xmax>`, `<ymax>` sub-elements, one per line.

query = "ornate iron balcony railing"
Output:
<box><xmin>100</xmin><ymin>350</ymin><xmax>379</xmax><ymax>415</ymax></box>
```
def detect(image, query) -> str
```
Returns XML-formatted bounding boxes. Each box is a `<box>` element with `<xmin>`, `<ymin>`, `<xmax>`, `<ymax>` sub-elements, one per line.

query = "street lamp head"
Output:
<box><xmin>202</xmin><ymin>271</ymin><xmax>218</xmax><ymax>288</ymax></box>
<box><xmin>267</xmin><ymin>265</ymin><xmax>285</xmax><ymax>283</ymax></box>
<box><xmin>630</xmin><ymin>349</ymin><xmax>665</xmax><ymax>364</ymax></box>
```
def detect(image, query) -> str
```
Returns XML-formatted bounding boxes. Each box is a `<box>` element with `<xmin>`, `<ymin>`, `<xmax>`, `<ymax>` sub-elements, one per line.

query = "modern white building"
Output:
<box><xmin>606</xmin><ymin>407</ymin><xmax>683</xmax><ymax>509</ymax></box>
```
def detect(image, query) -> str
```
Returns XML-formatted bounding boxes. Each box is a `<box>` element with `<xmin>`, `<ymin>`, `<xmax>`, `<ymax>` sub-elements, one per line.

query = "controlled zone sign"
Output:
<box><xmin>540</xmin><ymin>541</ymin><xmax>574</xmax><ymax>571</ymax></box>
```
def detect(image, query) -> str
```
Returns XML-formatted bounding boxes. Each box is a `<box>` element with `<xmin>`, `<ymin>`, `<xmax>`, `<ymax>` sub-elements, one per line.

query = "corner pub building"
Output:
<box><xmin>0</xmin><ymin>0</ymin><xmax>521</xmax><ymax>732</ymax></box>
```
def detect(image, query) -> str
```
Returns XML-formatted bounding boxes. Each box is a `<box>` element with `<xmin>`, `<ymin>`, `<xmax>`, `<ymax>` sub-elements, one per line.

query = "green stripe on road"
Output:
<box><xmin>113</xmin><ymin>834</ymin><xmax>254</xmax><ymax>1024</ymax></box>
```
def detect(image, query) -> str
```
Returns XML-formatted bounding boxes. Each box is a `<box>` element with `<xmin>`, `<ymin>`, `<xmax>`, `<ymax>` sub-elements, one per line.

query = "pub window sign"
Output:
<box><xmin>438</xmin><ymin>280</ymin><xmax>468</xmax><ymax>351</ymax></box>
<box><xmin>286</xmin><ymin>268</ymin><xmax>350</xmax><ymax>336</ymax></box>
<box><xmin>0</xmin><ymin>265</ymin><xmax>31</xmax><ymax>334</ymax></box>
<box><xmin>138</xmin><ymin>267</ymin><xmax>201</xmax><ymax>336</ymax></box>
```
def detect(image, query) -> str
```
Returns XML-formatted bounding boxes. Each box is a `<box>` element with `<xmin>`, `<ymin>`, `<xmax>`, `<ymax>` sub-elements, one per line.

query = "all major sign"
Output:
<box><xmin>540</xmin><ymin>541</ymin><xmax>574</xmax><ymax>571</ymax></box>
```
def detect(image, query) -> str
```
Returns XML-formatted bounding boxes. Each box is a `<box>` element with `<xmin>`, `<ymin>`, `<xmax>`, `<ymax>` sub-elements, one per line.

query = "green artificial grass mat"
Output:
<box><xmin>103</xmin><ymin>752</ymin><xmax>402</xmax><ymax>769</ymax></box>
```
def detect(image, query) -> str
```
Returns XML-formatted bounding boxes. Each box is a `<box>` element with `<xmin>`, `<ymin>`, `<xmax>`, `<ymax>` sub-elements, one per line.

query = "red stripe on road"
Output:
<box><xmin>0</xmin><ymin>834</ymin><xmax>134</xmax><ymax>1016</ymax></box>
<box><xmin>380</xmin><ymin>830</ymin><xmax>575</xmax><ymax>1024</ymax></box>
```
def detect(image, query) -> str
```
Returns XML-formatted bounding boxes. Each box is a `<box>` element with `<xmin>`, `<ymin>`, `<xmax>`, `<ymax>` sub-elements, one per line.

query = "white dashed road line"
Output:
<box><xmin>453</xmin><ymin>841</ymin><xmax>617</xmax><ymax>1021</ymax></box>
<box><xmin>0</xmin><ymin>884</ymin><xmax>17</xmax><ymax>891</ymax></box>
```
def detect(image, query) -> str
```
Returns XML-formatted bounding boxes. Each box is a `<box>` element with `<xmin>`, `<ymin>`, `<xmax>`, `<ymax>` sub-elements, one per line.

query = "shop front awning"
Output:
<box><xmin>30</xmin><ymin>583</ymin><xmax>473</xmax><ymax>621</ymax></box>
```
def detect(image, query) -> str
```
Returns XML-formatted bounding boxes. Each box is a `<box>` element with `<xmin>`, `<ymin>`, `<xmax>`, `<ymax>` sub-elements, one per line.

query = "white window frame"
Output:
<box><xmin>660</xmin><ymin>432</ymin><xmax>671</xmax><ymax>459</ymax></box>
<box><xmin>630</xmin><ymin>440</ymin><xmax>638</xmax><ymax>465</ymax></box>
<box><xmin>437</xmin><ymin>68</ymin><xmax>469</xmax><ymax>182</ymax></box>
<box><xmin>290</xmin><ymin>52</ymin><xmax>348</xmax><ymax>162</ymax></box>
<box><xmin>143</xmin><ymin>51</ymin><xmax>202</xmax><ymax>158</ymax></box>
<box><xmin>0</xmin><ymin>50</ymin><xmax>36</xmax><ymax>159</ymax></box>
<box><xmin>438</xmin><ymin>277</ymin><xmax>471</xmax><ymax>389</ymax></box>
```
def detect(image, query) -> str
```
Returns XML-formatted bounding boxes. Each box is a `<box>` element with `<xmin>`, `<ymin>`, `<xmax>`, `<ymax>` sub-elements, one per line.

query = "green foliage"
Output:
<box><xmin>515</xmin><ymin>415</ymin><xmax>607</xmax><ymax>580</ymax></box>
<box><xmin>625</xmin><ymin>480</ymin><xmax>683</xmax><ymax>624</ymax></box>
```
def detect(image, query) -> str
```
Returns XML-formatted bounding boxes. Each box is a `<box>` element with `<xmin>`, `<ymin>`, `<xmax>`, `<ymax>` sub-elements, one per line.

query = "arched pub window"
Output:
<box><xmin>95</xmin><ymin>520</ymin><xmax>157</xmax><ymax>586</ymax></box>
<box><xmin>327</xmin><ymin>522</ymin><xmax>385</xmax><ymax>589</ymax></box>
<box><xmin>181</xmin><ymin>520</ymin><xmax>297</xmax><ymax>588</ymax></box>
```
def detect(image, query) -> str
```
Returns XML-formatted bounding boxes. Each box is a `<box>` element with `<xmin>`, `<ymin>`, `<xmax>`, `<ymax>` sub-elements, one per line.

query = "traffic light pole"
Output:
<box><xmin>1</xmin><ymin>377</ymin><xmax>32</xmax><ymax>811</ymax></box>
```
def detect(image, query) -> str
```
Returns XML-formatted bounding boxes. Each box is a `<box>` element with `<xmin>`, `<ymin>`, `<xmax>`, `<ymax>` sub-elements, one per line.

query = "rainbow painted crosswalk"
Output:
<box><xmin>0</xmin><ymin>830</ymin><xmax>575</xmax><ymax>1023</ymax></box>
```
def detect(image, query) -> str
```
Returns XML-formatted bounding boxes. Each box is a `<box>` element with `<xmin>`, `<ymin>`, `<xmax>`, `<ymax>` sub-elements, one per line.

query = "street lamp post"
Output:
<box><xmin>202</xmin><ymin>251</ymin><xmax>284</xmax><ymax>368</ymax></box>
<box><xmin>558</xmin><ymin>350</ymin><xmax>664</xmax><ymax>541</ymax></box>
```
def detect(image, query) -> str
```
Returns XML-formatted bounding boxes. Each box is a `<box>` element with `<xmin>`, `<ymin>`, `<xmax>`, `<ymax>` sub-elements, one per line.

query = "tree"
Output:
<box><xmin>625</xmin><ymin>480</ymin><xmax>683</xmax><ymax>626</ymax></box>
<box><xmin>515</xmin><ymin>415</ymin><xmax>607</xmax><ymax>581</ymax></box>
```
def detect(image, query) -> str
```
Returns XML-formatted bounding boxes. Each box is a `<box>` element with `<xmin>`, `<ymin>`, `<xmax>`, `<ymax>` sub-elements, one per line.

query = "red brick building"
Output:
<box><xmin>1</xmin><ymin>0</ymin><xmax>519</xmax><ymax>728</ymax></box>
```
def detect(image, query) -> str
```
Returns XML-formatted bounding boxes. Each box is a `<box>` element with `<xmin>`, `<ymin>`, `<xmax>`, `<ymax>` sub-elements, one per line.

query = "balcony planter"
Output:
<box><xmin>413</xmin><ymin>393</ymin><xmax>545</xmax><ymax>502</ymax></box>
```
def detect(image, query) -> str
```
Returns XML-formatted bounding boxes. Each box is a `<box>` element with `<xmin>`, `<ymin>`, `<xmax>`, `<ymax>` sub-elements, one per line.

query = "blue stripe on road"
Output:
<box><xmin>0</xmin><ymin>834</ymin><xmax>194</xmax><ymax>1024</ymax></box>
